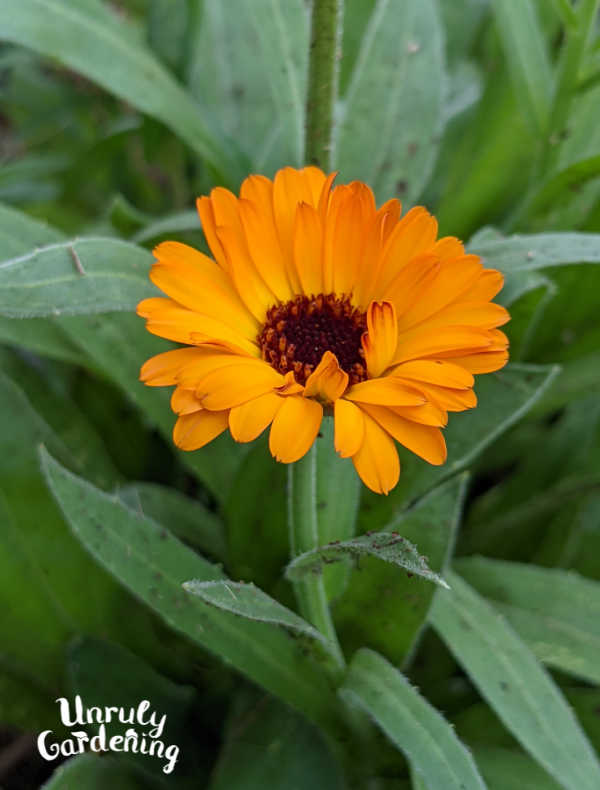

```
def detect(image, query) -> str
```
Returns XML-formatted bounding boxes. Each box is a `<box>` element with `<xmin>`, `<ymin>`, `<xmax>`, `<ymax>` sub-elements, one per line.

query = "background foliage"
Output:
<box><xmin>1</xmin><ymin>0</ymin><xmax>600</xmax><ymax>788</ymax></box>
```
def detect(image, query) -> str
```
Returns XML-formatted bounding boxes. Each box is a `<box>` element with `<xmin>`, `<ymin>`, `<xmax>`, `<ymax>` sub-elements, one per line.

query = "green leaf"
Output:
<box><xmin>208</xmin><ymin>690</ymin><xmax>345</xmax><ymax>790</ymax></box>
<box><xmin>286</xmin><ymin>532</ymin><xmax>449</xmax><ymax>589</ymax></box>
<box><xmin>456</xmin><ymin>558</ymin><xmax>600</xmax><ymax>686</ymax></box>
<box><xmin>0</xmin><ymin>201</ymin><xmax>65</xmax><ymax>253</ymax></box>
<box><xmin>1</xmin><ymin>0</ymin><xmax>243</xmax><ymax>183</ymax></box>
<box><xmin>339</xmin><ymin>649</ymin><xmax>487</xmax><ymax>790</ymax></box>
<box><xmin>335</xmin><ymin>0</ymin><xmax>445</xmax><ymax>203</ymax></box>
<box><xmin>0</xmin><ymin>238</ymin><xmax>156</xmax><ymax>317</ymax></box>
<box><xmin>360</xmin><ymin>364</ymin><xmax>560</xmax><ymax>531</ymax></box>
<box><xmin>470</xmin><ymin>232</ymin><xmax>600</xmax><ymax>272</ymax></box>
<box><xmin>472</xmin><ymin>746</ymin><xmax>563</xmax><ymax>790</ymax></box>
<box><xmin>336</xmin><ymin>475</ymin><xmax>467</xmax><ymax>666</ymax></box>
<box><xmin>188</xmin><ymin>0</ymin><xmax>308</xmax><ymax>173</ymax></box>
<box><xmin>40</xmin><ymin>448</ymin><xmax>340</xmax><ymax>728</ymax></box>
<box><xmin>182</xmin><ymin>581</ymin><xmax>342</xmax><ymax>670</ymax></box>
<box><xmin>491</xmin><ymin>0</ymin><xmax>553</xmax><ymax>133</ymax></box>
<box><xmin>429</xmin><ymin>572</ymin><xmax>600</xmax><ymax>790</ymax></box>
<box><xmin>42</xmin><ymin>754</ymin><xmax>143</xmax><ymax>790</ymax></box>
<box><xmin>116</xmin><ymin>482</ymin><xmax>226</xmax><ymax>561</ymax></box>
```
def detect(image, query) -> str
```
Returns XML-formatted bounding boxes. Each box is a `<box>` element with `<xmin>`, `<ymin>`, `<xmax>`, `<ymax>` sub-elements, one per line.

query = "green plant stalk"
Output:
<box><xmin>288</xmin><ymin>442</ymin><xmax>345</xmax><ymax>672</ymax></box>
<box><xmin>305</xmin><ymin>0</ymin><xmax>343</xmax><ymax>168</ymax></box>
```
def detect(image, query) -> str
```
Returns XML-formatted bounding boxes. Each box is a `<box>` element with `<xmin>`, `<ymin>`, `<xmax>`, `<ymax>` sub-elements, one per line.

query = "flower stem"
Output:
<box><xmin>305</xmin><ymin>0</ymin><xmax>343</xmax><ymax>169</ymax></box>
<box><xmin>288</xmin><ymin>443</ymin><xmax>345</xmax><ymax>672</ymax></box>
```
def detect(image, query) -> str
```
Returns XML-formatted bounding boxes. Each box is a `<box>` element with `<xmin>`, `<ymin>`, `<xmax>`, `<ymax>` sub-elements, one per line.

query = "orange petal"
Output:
<box><xmin>377</xmin><ymin>207</ymin><xmax>439</xmax><ymax>292</ymax></box>
<box><xmin>150</xmin><ymin>241</ymin><xmax>257</xmax><ymax>337</ymax></box>
<box><xmin>345</xmin><ymin>378</ymin><xmax>426</xmax><ymax>407</ymax></box>
<box><xmin>355</xmin><ymin>201</ymin><xmax>401</xmax><ymax>306</ymax></box>
<box><xmin>175</xmin><ymin>353</ymin><xmax>269</xmax><ymax>388</ymax></box>
<box><xmin>293</xmin><ymin>202</ymin><xmax>324</xmax><ymax>296</ymax></box>
<box><xmin>433</xmin><ymin>236</ymin><xmax>465</xmax><ymax>261</ymax></box>
<box><xmin>416</xmin><ymin>301</ymin><xmax>510</xmax><ymax>331</ymax></box>
<box><xmin>216</xmin><ymin>225</ymin><xmax>277</xmax><ymax>323</ymax></box>
<box><xmin>396</xmin><ymin>255</ymin><xmax>483</xmax><ymax>331</ymax></box>
<box><xmin>390</xmin><ymin>360</ymin><xmax>474</xmax><ymax>389</ymax></box>
<box><xmin>461</xmin><ymin>269</ymin><xmax>504</xmax><ymax>302</ymax></box>
<box><xmin>392</xmin><ymin>325</ymin><xmax>493</xmax><ymax>365</ymax></box>
<box><xmin>382</xmin><ymin>254</ymin><xmax>440</xmax><ymax>316</ymax></box>
<box><xmin>362</xmin><ymin>300</ymin><xmax>398</xmax><ymax>377</ymax></box>
<box><xmin>269</xmin><ymin>396</ymin><xmax>323</xmax><ymax>463</ymax></box>
<box><xmin>408</xmin><ymin>381</ymin><xmax>478</xmax><ymax>412</ymax></box>
<box><xmin>334</xmin><ymin>398</ymin><xmax>365</xmax><ymax>458</ymax></box>
<box><xmin>450</xmin><ymin>350</ymin><xmax>509</xmax><ymax>374</ymax></box>
<box><xmin>273</xmin><ymin>167</ymin><xmax>325</xmax><ymax>292</ymax></box>
<box><xmin>351</xmin><ymin>410</ymin><xmax>400</xmax><ymax>495</ymax></box>
<box><xmin>140</xmin><ymin>347</ymin><xmax>219</xmax><ymax>386</ymax></box>
<box><xmin>197</xmin><ymin>196</ymin><xmax>228</xmax><ymax>272</ymax></box>
<box><xmin>173</xmin><ymin>409</ymin><xmax>229</xmax><ymax>451</ymax></box>
<box><xmin>195</xmin><ymin>361</ymin><xmax>284</xmax><ymax>410</ymax></box>
<box><xmin>361</xmin><ymin>404</ymin><xmax>447</xmax><ymax>465</ymax></box>
<box><xmin>137</xmin><ymin>297</ymin><xmax>259</xmax><ymax>356</ymax></box>
<box><xmin>304</xmin><ymin>351</ymin><xmax>349</xmax><ymax>403</ymax></box>
<box><xmin>238</xmin><ymin>196</ymin><xmax>292</xmax><ymax>302</ymax></box>
<box><xmin>390</xmin><ymin>401</ymin><xmax>448</xmax><ymax>427</ymax></box>
<box><xmin>171</xmin><ymin>387</ymin><xmax>202</xmax><ymax>415</ymax></box>
<box><xmin>276</xmin><ymin>371</ymin><xmax>305</xmax><ymax>395</ymax></box>
<box><xmin>229</xmin><ymin>391</ymin><xmax>284</xmax><ymax>442</ymax></box>
<box><xmin>331</xmin><ymin>183</ymin><xmax>375</xmax><ymax>295</ymax></box>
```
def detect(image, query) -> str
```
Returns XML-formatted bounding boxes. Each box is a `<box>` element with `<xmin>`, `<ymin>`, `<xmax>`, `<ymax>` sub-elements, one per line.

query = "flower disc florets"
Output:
<box><xmin>258</xmin><ymin>294</ymin><xmax>367</xmax><ymax>386</ymax></box>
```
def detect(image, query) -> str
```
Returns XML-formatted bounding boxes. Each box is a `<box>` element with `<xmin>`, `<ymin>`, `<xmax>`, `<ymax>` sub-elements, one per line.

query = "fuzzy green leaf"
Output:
<box><xmin>457</xmin><ymin>558</ymin><xmax>600</xmax><ymax>686</ymax></box>
<box><xmin>430</xmin><ymin>572</ymin><xmax>600</xmax><ymax>790</ymax></box>
<box><xmin>335</xmin><ymin>0</ymin><xmax>445</xmax><ymax>203</ymax></box>
<box><xmin>340</xmin><ymin>649</ymin><xmax>487</xmax><ymax>790</ymax></box>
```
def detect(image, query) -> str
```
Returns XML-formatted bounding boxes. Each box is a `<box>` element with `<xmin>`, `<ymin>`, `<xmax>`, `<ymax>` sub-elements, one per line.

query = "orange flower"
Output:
<box><xmin>138</xmin><ymin>167</ymin><xmax>509</xmax><ymax>494</ymax></box>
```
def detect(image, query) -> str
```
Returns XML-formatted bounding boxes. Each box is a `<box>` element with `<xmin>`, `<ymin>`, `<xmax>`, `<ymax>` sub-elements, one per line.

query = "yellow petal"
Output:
<box><xmin>176</xmin><ymin>353</ymin><xmax>269</xmax><ymax>388</ymax></box>
<box><xmin>269</xmin><ymin>396</ymin><xmax>323</xmax><ymax>463</ymax></box>
<box><xmin>276</xmin><ymin>371</ymin><xmax>305</xmax><ymax>395</ymax></box>
<box><xmin>293</xmin><ymin>202</ymin><xmax>324</xmax><ymax>296</ymax></box>
<box><xmin>195</xmin><ymin>361</ymin><xmax>284</xmax><ymax>410</ymax></box>
<box><xmin>229</xmin><ymin>391</ymin><xmax>284</xmax><ymax>442</ymax></box>
<box><xmin>408</xmin><ymin>381</ymin><xmax>478</xmax><ymax>412</ymax></box>
<box><xmin>362</xmin><ymin>300</ymin><xmax>398</xmax><ymax>377</ymax></box>
<box><xmin>382</xmin><ymin>254</ymin><xmax>440</xmax><ymax>316</ymax></box>
<box><xmin>331</xmin><ymin>183</ymin><xmax>375</xmax><ymax>295</ymax></box>
<box><xmin>173</xmin><ymin>409</ymin><xmax>229</xmax><ymax>451</ymax></box>
<box><xmin>304</xmin><ymin>351</ymin><xmax>349</xmax><ymax>402</ymax></box>
<box><xmin>351</xmin><ymin>411</ymin><xmax>400</xmax><ymax>494</ymax></box>
<box><xmin>334</xmin><ymin>398</ymin><xmax>365</xmax><ymax>458</ymax></box>
<box><xmin>361</xmin><ymin>404</ymin><xmax>447</xmax><ymax>465</ymax></box>
<box><xmin>345</xmin><ymin>378</ymin><xmax>426</xmax><ymax>407</ymax></box>
<box><xmin>171</xmin><ymin>387</ymin><xmax>202</xmax><ymax>415</ymax></box>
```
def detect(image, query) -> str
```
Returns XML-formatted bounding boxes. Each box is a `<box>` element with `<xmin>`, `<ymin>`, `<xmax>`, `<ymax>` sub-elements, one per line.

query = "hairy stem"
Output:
<box><xmin>305</xmin><ymin>0</ymin><xmax>343</xmax><ymax>169</ymax></box>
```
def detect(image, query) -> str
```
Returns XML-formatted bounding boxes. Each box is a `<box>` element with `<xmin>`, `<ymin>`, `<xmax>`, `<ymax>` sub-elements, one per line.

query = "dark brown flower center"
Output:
<box><xmin>258</xmin><ymin>294</ymin><xmax>367</xmax><ymax>386</ymax></box>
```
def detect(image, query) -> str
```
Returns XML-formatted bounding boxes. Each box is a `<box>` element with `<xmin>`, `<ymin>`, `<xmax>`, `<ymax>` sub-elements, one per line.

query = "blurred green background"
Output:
<box><xmin>1</xmin><ymin>0</ymin><xmax>600</xmax><ymax>788</ymax></box>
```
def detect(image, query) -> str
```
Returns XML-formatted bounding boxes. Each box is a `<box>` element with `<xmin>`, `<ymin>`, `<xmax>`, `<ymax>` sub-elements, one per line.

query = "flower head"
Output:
<box><xmin>138</xmin><ymin>167</ymin><xmax>509</xmax><ymax>494</ymax></box>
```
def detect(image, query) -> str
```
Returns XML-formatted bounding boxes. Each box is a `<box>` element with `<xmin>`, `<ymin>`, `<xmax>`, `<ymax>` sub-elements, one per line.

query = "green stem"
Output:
<box><xmin>305</xmin><ymin>0</ymin><xmax>343</xmax><ymax>169</ymax></box>
<box><xmin>288</xmin><ymin>443</ymin><xmax>345</xmax><ymax>671</ymax></box>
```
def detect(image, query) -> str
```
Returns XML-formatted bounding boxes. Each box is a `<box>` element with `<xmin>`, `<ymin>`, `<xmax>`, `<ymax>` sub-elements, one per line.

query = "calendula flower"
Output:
<box><xmin>138</xmin><ymin>167</ymin><xmax>509</xmax><ymax>494</ymax></box>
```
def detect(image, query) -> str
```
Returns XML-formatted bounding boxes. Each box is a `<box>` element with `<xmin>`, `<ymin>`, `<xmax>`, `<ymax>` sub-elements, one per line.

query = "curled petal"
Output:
<box><xmin>362</xmin><ymin>300</ymin><xmax>398</xmax><ymax>378</ymax></box>
<box><xmin>304</xmin><ymin>351</ymin><xmax>349</xmax><ymax>403</ymax></box>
